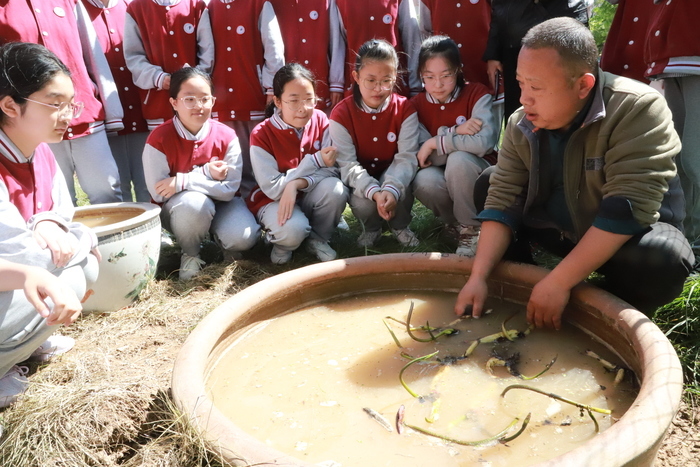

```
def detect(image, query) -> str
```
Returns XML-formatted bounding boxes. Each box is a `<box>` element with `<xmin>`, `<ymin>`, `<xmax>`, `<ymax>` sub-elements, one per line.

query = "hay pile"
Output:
<box><xmin>0</xmin><ymin>260</ymin><xmax>272</xmax><ymax>467</ymax></box>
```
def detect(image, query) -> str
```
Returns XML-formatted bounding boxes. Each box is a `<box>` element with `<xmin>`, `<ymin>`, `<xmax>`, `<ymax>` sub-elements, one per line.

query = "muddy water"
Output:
<box><xmin>207</xmin><ymin>291</ymin><xmax>637</xmax><ymax>467</ymax></box>
<box><xmin>74</xmin><ymin>210</ymin><xmax>139</xmax><ymax>229</ymax></box>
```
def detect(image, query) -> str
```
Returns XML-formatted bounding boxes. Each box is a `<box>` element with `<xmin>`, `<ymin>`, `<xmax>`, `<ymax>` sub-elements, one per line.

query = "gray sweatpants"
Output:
<box><xmin>665</xmin><ymin>75</ymin><xmax>700</xmax><ymax>249</ymax></box>
<box><xmin>412</xmin><ymin>151</ymin><xmax>490</xmax><ymax>227</ymax></box>
<box><xmin>258</xmin><ymin>177</ymin><xmax>348</xmax><ymax>251</ymax></box>
<box><xmin>0</xmin><ymin>255</ymin><xmax>99</xmax><ymax>377</ymax></box>
<box><xmin>50</xmin><ymin>131</ymin><xmax>123</xmax><ymax>205</ymax></box>
<box><xmin>108</xmin><ymin>131</ymin><xmax>150</xmax><ymax>203</ymax></box>
<box><xmin>161</xmin><ymin>192</ymin><xmax>260</xmax><ymax>257</ymax></box>
<box><xmin>349</xmin><ymin>170</ymin><xmax>414</xmax><ymax>232</ymax></box>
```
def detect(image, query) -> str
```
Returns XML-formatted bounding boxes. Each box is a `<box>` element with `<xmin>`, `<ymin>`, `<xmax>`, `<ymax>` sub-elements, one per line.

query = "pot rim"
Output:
<box><xmin>74</xmin><ymin>202</ymin><xmax>161</xmax><ymax>237</ymax></box>
<box><xmin>172</xmin><ymin>253</ymin><xmax>683</xmax><ymax>467</ymax></box>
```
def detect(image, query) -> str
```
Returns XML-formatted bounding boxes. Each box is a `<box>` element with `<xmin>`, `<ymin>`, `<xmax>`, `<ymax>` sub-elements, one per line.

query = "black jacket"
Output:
<box><xmin>482</xmin><ymin>0</ymin><xmax>590</xmax><ymax>62</ymax></box>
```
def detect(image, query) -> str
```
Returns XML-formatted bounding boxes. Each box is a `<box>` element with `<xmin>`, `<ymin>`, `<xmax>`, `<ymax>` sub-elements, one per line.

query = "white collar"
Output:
<box><xmin>425</xmin><ymin>86</ymin><xmax>461</xmax><ymax>104</ymax></box>
<box><xmin>359</xmin><ymin>95</ymin><xmax>391</xmax><ymax>114</ymax></box>
<box><xmin>173</xmin><ymin>116</ymin><xmax>210</xmax><ymax>141</ymax></box>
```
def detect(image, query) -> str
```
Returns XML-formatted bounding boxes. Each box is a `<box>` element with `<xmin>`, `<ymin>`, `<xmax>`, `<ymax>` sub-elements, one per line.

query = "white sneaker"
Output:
<box><xmin>306</xmin><ymin>239</ymin><xmax>337</xmax><ymax>262</ymax></box>
<box><xmin>270</xmin><ymin>245</ymin><xmax>293</xmax><ymax>265</ymax></box>
<box><xmin>357</xmin><ymin>230</ymin><xmax>381</xmax><ymax>248</ymax></box>
<box><xmin>29</xmin><ymin>335</ymin><xmax>75</xmax><ymax>362</ymax></box>
<box><xmin>391</xmin><ymin>227</ymin><xmax>419</xmax><ymax>247</ymax></box>
<box><xmin>0</xmin><ymin>366</ymin><xmax>29</xmax><ymax>408</ymax></box>
<box><xmin>179</xmin><ymin>254</ymin><xmax>205</xmax><ymax>281</ymax></box>
<box><xmin>456</xmin><ymin>225</ymin><xmax>480</xmax><ymax>257</ymax></box>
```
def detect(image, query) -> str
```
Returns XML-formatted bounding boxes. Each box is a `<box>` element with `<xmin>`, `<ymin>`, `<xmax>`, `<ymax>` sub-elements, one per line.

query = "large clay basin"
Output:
<box><xmin>172</xmin><ymin>253</ymin><xmax>683</xmax><ymax>466</ymax></box>
<box><xmin>74</xmin><ymin>202</ymin><xmax>161</xmax><ymax>312</ymax></box>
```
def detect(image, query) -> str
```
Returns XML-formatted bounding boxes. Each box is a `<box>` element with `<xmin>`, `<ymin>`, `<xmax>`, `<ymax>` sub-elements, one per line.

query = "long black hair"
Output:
<box><xmin>0</xmin><ymin>42</ymin><xmax>71</xmax><ymax>124</ymax></box>
<box><xmin>352</xmin><ymin>39</ymin><xmax>399</xmax><ymax>107</ymax></box>
<box><xmin>417</xmin><ymin>35</ymin><xmax>466</xmax><ymax>91</ymax></box>
<box><xmin>264</xmin><ymin>62</ymin><xmax>316</xmax><ymax>118</ymax></box>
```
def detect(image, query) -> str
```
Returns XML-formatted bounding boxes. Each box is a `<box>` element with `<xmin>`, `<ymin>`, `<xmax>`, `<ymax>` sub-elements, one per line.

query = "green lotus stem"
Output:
<box><xmin>501</xmin><ymin>384</ymin><xmax>612</xmax><ymax>415</ymax></box>
<box><xmin>399</xmin><ymin>351</ymin><xmax>439</xmax><ymax>398</ymax></box>
<box><xmin>520</xmin><ymin>355</ymin><xmax>558</xmax><ymax>380</ymax></box>
<box><xmin>501</xmin><ymin>312</ymin><xmax>519</xmax><ymax>342</ymax></box>
<box><xmin>384</xmin><ymin>315</ymin><xmax>434</xmax><ymax>332</ymax></box>
<box><xmin>405</xmin><ymin>302</ymin><xmax>457</xmax><ymax>342</ymax></box>
<box><xmin>500</xmin><ymin>412</ymin><xmax>531</xmax><ymax>443</ymax></box>
<box><xmin>586</xmin><ymin>408</ymin><xmax>600</xmax><ymax>433</ymax></box>
<box><xmin>403</xmin><ymin>414</ymin><xmax>525</xmax><ymax>447</ymax></box>
<box><xmin>383</xmin><ymin>318</ymin><xmax>403</xmax><ymax>349</ymax></box>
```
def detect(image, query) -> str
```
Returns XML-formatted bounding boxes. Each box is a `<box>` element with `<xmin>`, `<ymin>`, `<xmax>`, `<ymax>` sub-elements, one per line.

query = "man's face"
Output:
<box><xmin>516</xmin><ymin>47</ymin><xmax>590</xmax><ymax>131</ymax></box>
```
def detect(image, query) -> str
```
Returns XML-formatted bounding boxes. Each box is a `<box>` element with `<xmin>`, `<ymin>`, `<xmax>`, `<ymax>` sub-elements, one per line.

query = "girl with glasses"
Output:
<box><xmin>143</xmin><ymin>67</ymin><xmax>260</xmax><ymax>280</ymax></box>
<box><xmin>411</xmin><ymin>36</ymin><xmax>498</xmax><ymax>257</ymax></box>
<box><xmin>330</xmin><ymin>39</ymin><xmax>420</xmax><ymax>248</ymax></box>
<box><xmin>0</xmin><ymin>42</ymin><xmax>101</xmax><ymax>407</ymax></box>
<box><xmin>246</xmin><ymin>63</ymin><xmax>348</xmax><ymax>265</ymax></box>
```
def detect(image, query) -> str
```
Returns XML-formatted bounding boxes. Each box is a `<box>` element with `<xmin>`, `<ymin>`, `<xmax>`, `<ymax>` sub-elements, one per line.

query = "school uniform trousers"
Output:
<box><xmin>249</xmin><ymin>110</ymin><xmax>348</xmax><ymax>251</ymax></box>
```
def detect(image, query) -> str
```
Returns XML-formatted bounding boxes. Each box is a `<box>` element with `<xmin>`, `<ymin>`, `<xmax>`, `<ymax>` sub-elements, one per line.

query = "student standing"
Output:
<box><xmin>411</xmin><ymin>36</ymin><xmax>497</xmax><ymax>257</ymax></box>
<box><xmin>81</xmin><ymin>0</ymin><xmax>151</xmax><ymax>202</ymax></box>
<box><xmin>330</xmin><ymin>39</ymin><xmax>420</xmax><ymax>248</ymax></box>
<box><xmin>247</xmin><ymin>63</ymin><xmax>348</xmax><ymax>265</ymax></box>
<box><xmin>270</xmin><ymin>0</ymin><xmax>343</xmax><ymax>110</ymax></box>
<box><xmin>418</xmin><ymin>0</ymin><xmax>492</xmax><ymax>90</ymax></box>
<box><xmin>143</xmin><ymin>68</ymin><xmax>259</xmax><ymax>280</ymax></box>
<box><xmin>124</xmin><ymin>0</ymin><xmax>215</xmax><ymax>131</ymax></box>
<box><xmin>334</xmin><ymin>0</ymin><xmax>422</xmax><ymax>97</ymax></box>
<box><xmin>0</xmin><ymin>0</ymin><xmax>123</xmax><ymax>204</ymax></box>
<box><xmin>645</xmin><ymin>0</ymin><xmax>700</xmax><ymax>262</ymax></box>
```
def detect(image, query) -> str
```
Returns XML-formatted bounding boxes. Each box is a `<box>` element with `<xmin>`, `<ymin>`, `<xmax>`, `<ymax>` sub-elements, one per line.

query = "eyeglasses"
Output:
<box><xmin>280</xmin><ymin>97</ymin><xmax>319</xmax><ymax>111</ymax></box>
<box><xmin>360</xmin><ymin>78</ymin><xmax>395</xmax><ymax>92</ymax></box>
<box><xmin>23</xmin><ymin>98</ymin><xmax>84</xmax><ymax>119</ymax></box>
<box><xmin>421</xmin><ymin>72</ymin><xmax>457</xmax><ymax>86</ymax></box>
<box><xmin>179</xmin><ymin>95</ymin><xmax>216</xmax><ymax>109</ymax></box>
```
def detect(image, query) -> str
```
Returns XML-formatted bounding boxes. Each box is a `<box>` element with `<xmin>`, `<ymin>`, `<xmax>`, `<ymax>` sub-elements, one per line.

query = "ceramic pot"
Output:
<box><xmin>172</xmin><ymin>253</ymin><xmax>683</xmax><ymax>466</ymax></box>
<box><xmin>74</xmin><ymin>202</ymin><xmax>161</xmax><ymax>312</ymax></box>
